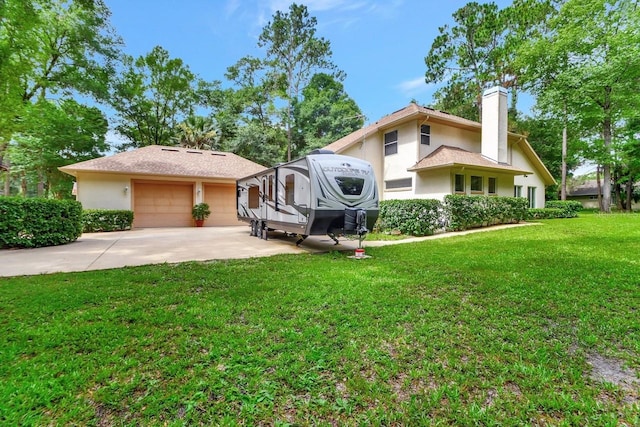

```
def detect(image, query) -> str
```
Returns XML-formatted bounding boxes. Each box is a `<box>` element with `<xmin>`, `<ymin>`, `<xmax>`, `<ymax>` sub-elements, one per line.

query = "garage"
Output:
<box><xmin>133</xmin><ymin>181</ymin><xmax>194</xmax><ymax>227</ymax></box>
<box><xmin>204</xmin><ymin>183</ymin><xmax>241</xmax><ymax>226</ymax></box>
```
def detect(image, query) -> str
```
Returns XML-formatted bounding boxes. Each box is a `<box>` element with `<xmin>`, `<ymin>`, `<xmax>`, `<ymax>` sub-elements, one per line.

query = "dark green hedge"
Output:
<box><xmin>544</xmin><ymin>200</ymin><xmax>582</xmax><ymax>218</ymax></box>
<box><xmin>0</xmin><ymin>197</ymin><xmax>83</xmax><ymax>248</ymax></box>
<box><xmin>527</xmin><ymin>208</ymin><xmax>564</xmax><ymax>220</ymax></box>
<box><xmin>82</xmin><ymin>209</ymin><xmax>134</xmax><ymax>232</ymax></box>
<box><xmin>444</xmin><ymin>195</ymin><xmax>529</xmax><ymax>231</ymax></box>
<box><xmin>375</xmin><ymin>196</ymin><xmax>529</xmax><ymax>235</ymax></box>
<box><xmin>378</xmin><ymin>199</ymin><xmax>445</xmax><ymax>236</ymax></box>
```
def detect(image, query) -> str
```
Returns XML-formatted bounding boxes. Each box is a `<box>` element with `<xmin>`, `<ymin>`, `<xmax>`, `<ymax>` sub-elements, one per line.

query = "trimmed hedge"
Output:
<box><xmin>527</xmin><ymin>208</ymin><xmax>564</xmax><ymax>220</ymax></box>
<box><xmin>0</xmin><ymin>197</ymin><xmax>83</xmax><ymax>248</ymax></box>
<box><xmin>375</xmin><ymin>196</ymin><xmax>529</xmax><ymax>235</ymax></box>
<box><xmin>378</xmin><ymin>199</ymin><xmax>445</xmax><ymax>236</ymax></box>
<box><xmin>544</xmin><ymin>200</ymin><xmax>582</xmax><ymax>218</ymax></box>
<box><xmin>444</xmin><ymin>195</ymin><xmax>528</xmax><ymax>231</ymax></box>
<box><xmin>82</xmin><ymin>209</ymin><xmax>134</xmax><ymax>233</ymax></box>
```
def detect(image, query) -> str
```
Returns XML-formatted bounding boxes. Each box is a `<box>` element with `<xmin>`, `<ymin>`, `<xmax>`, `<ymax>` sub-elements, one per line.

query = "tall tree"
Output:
<box><xmin>425</xmin><ymin>0</ymin><xmax>552</xmax><ymax>121</ymax></box>
<box><xmin>8</xmin><ymin>99</ymin><xmax>108</xmax><ymax>197</ymax></box>
<box><xmin>293</xmin><ymin>73</ymin><xmax>363</xmax><ymax>155</ymax></box>
<box><xmin>258</xmin><ymin>3</ymin><xmax>343</xmax><ymax>161</ymax></box>
<box><xmin>0</xmin><ymin>0</ymin><xmax>120</xmax><ymax>195</ymax></box>
<box><xmin>111</xmin><ymin>46</ymin><xmax>200</xmax><ymax>149</ymax></box>
<box><xmin>518</xmin><ymin>0</ymin><xmax>640</xmax><ymax>212</ymax></box>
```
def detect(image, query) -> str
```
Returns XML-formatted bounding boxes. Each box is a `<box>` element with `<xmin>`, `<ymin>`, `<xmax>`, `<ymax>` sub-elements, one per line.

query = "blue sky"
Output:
<box><xmin>105</xmin><ymin>0</ymin><xmax>513</xmax><ymax>125</ymax></box>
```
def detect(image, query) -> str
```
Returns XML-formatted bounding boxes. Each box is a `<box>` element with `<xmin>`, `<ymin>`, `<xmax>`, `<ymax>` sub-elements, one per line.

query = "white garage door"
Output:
<box><xmin>133</xmin><ymin>181</ymin><xmax>194</xmax><ymax>227</ymax></box>
<box><xmin>204</xmin><ymin>183</ymin><xmax>241</xmax><ymax>226</ymax></box>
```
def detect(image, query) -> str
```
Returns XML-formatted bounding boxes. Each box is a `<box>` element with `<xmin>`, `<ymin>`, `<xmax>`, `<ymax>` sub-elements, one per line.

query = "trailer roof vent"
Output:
<box><xmin>309</xmin><ymin>149</ymin><xmax>334</xmax><ymax>155</ymax></box>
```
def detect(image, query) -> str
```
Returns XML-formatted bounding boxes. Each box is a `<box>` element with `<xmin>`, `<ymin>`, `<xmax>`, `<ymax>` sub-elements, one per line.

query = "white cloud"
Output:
<box><xmin>397</xmin><ymin>76</ymin><xmax>428</xmax><ymax>95</ymax></box>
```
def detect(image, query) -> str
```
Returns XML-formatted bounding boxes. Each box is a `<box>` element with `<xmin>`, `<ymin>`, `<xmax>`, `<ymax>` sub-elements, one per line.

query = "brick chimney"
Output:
<box><xmin>481</xmin><ymin>86</ymin><xmax>508</xmax><ymax>164</ymax></box>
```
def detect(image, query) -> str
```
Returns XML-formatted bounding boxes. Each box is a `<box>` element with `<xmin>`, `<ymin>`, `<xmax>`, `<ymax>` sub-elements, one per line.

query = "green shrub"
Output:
<box><xmin>444</xmin><ymin>195</ymin><xmax>528</xmax><ymax>231</ymax></box>
<box><xmin>527</xmin><ymin>208</ymin><xmax>564</xmax><ymax>219</ymax></box>
<box><xmin>82</xmin><ymin>209</ymin><xmax>134</xmax><ymax>232</ymax></box>
<box><xmin>0</xmin><ymin>197</ymin><xmax>83</xmax><ymax>248</ymax></box>
<box><xmin>544</xmin><ymin>200</ymin><xmax>582</xmax><ymax>217</ymax></box>
<box><xmin>377</xmin><ymin>199</ymin><xmax>445</xmax><ymax>236</ymax></box>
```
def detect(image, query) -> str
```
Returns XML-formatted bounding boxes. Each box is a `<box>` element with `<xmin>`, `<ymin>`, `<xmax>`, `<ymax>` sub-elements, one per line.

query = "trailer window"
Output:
<box><xmin>285</xmin><ymin>174</ymin><xmax>295</xmax><ymax>205</ymax></box>
<box><xmin>248</xmin><ymin>185</ymin><xmax>259</xmax><ymax>208</ymax></box>
<box><xmin>335</xmin><ymin>177</ymin><xmax>364</xmax><ymax>196</ymax></box>
<box><xmin>268</xmin><ymin>176</ymin><xmax>274</xmax><ymax>201</ymax></box>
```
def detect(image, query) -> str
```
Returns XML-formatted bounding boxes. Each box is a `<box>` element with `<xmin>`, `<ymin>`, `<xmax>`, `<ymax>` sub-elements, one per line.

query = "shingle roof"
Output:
<box><xmin>59</xmin><ymin>145</ymin><xmax>267</xmax><ymax>179</ymax></box>
<box><xmin>324</xmin><ymin>103</ymin><xmax>481</xmax><ymax>153</ymax></box>
<box><xmin>408</xmin><ymin>145</ymin><xmax>532</xmax><ymax>175</ymax></box>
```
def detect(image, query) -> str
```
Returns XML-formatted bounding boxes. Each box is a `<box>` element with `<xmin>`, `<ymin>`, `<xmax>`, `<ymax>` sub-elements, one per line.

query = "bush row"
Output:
<box><xmin>82</xmin><ymin>209</ymin><xmax>134</xmax><ymax>232</ymax></box>
<box><xmin>376</xmin><ymin>195</ymin><xmax>529</xmax><ymax>236</ymax></box>
<box><xmin>444</xmin><ymin>195</ymin><xmax>528</xmax><ymax>231</ymax></box>
<box><xmin>377</xmin><ymin>199</ymin><xmax>446</xmax><ymax>236</ymax></box>
<box><xmin>0</xmin><ymin>197</ymin><xmax>83</xmax><ymax>248</ymax></box>
<box><xmin>543</xmin><ymin>200</ymin><xmax>583</xmax><ymax>218</ymax></box>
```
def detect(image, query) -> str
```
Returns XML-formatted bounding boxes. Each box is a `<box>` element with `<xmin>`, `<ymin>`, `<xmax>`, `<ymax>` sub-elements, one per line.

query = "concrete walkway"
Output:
<box><xmin>0</xmin><ymin>223</ymin><xmax>536</xmax><ymax>277</ymax></box>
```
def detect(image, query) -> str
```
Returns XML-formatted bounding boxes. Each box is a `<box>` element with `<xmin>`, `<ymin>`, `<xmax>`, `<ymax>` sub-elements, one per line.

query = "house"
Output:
<box><xmin>59</xmin><ymin>145</ymin><xmax>266</xmax><ymax>228</ymax></box>
<box><xmin>567</xmin><ymin>179</ymin><xmax>640</xmax><ymax>209</ymax></box>
<box><xmin>323</xmin><ymin>87</ymin><xmax>555</xmax><ymax>208</ymax></box>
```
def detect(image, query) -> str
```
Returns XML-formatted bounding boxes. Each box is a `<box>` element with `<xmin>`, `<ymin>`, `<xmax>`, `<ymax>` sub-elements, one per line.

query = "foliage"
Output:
<box><xmin>82</xmin><ymin>209</ymin><xmax>133</xmax><ymax>233</ymax></box>
<box><xmin>0</xmin><ymin>197</ymin><xmax>82</xmax><ymax>248</ymax></box>
<box><xmin>544</xmin><ymin>200</ymin><xmax>583</xmax><ymax>218</ymax></box>
<box><xmin>175</xmin><ymin>115</ymin><xmax>220</xmax><ymax>150</ymax></box>
<box><xmin>377</xmin><ymin>199</ymin><xmax>445</xmax><ymax>236</ymax></box>
<box><xmin>444</xmin><ymin>194</ymin><xmax>528</xmax><ymax>231</ymax></box>
<box><xmin>8</xmin><ymin>99</ymin><xmax>108</xmax><ymax>198</ymax></box>
<box><xmin>111</xmin><ymin>46</ymin><xmax>201</xmax><ymax>149</ymax></box>
<box><xmin>527</xmin><ymin>207</ymin><xmax>564</xmax><ymax>219</ymax></box>
<box><xmin>293</xmin><ymin>73</ymin><xmax>363</xmax><ymax>156</ymax></box>
<box><xmin>517</xmin><ymin>0</ymin><xmax>640</xmax><ymax>212</ymax></box>
<box><xmin>191</xmin><ymin>203</ymin><xmax>211</xmax><ymax>221</ymax></box>
<box><xmin>1</xmin><ymin>215</ymin><xmax>639</xmax><ymax>424</ymax></box>
<box><xmin>256</xmin><ymin>3</ymin><xmax>344</xmax><ymax>161</ymax></box>
<box><xmin>424</xmin><ymin>0</ymin><xmax>551</xmax><ymax>121</ymax></box>
<box><xmin>0</xmin><ymin>0</ymin><xmax>120</xmax><ymax>195</ymax></box>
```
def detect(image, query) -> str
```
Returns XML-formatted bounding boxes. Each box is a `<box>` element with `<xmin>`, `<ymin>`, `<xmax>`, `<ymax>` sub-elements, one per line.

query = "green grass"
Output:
<box><xmin>1</xmin><ymin>215</ymin><xmax>639</xmax><ymax>425</ymax></box>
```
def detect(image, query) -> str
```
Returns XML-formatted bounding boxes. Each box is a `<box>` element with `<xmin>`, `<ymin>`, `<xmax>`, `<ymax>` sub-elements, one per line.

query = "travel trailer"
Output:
<box><xmin>237</xmin><ymin>150</ymin><xmax>379</xmax><ymax>245</ymax></box>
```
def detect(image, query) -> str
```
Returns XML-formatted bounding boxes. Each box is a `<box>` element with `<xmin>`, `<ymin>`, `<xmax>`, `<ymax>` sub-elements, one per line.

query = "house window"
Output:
<box><xmin>514</xmin><ymin>185</ymin><xmax>523</xmax><ymax>197</ymax></box>
<box><xmin>384</xmin><ymin>130</ymin><xmax>398</xmax><ymax>156</ymax></box>
<box><xmin>488</xmin><ymin>177</ymin><xmax>497</xmax><ymax>195</ymax></box>
<box><xmin>385</xmin><ymin>178</ymin><xmax>412</xmax><ymax>190</ymax></box>
<box><xmin>527</xmin><ymin>186</ymin><xmax>536</xmax><ymax>208</ymax></box>
<box><xmin>454</xmin><ymin>174</ymin><xmax>465</xmax><ymax>193</ymax></box>
<box><xmin>248</xmin><ymin>185</ymin><xmax>259</xmax><ymax>209</ymax></box>
<box><xmin>471</xmin><ymin>175</ymin><xmax>483</xmax><ymax>193</ymax></box>
<box><xmin>420</xmin><ymin>124</ymin><xmax>431</xmax><ymax>145</ymax></box>
<box><xmin>285</xmin><ymin>174</ymin><xmax>295</xmax><ymax>205</ymax></box>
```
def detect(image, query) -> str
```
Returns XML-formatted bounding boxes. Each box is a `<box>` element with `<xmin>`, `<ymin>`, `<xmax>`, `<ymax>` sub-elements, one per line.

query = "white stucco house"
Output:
<box><xmin>59</xmin><ymin>145</ymin><xmax>265</xmax><ymax>228</ymax></box>
<box><xmin>323</xmin><ymin>87</ymin><xmax>555</xmax><ymax>209</ymax></box>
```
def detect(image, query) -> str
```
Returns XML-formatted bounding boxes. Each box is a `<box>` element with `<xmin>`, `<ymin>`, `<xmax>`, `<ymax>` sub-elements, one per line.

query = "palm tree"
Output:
<box><xmin>175</xmin><ymin>116</ymin><xmax>219</xmax><ymax>150</ymax></box>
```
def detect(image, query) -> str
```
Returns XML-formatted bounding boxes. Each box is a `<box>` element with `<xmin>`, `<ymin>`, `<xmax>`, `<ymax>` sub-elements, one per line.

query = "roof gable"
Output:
<box><xmin>408</xmin><ymin>145</ymin><xmax>532</xmax><ymax>175</ymax></box>
<box><xmin>59</xmin><ymin>145</ymin><xmax>267</xmax><ymax>179</ymax></box>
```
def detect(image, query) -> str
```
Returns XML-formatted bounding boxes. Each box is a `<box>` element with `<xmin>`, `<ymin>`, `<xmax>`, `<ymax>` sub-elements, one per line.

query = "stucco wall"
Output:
<box><xmin>76</xmin><ymin>173</ymin><xmax>132</xmax><ymax>210</ymax></box>
<box><xmin>511</xmin><ymin>142</ymin><xmax>547</xmax><ymax>208</ymax></box>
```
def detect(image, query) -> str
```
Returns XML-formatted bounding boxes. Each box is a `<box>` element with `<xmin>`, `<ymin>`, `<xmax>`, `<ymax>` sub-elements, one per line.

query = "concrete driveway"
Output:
<box><xmin>0</xmin><ymin>223</ymin><xmax>536</xmax><ymax>277</ymax></box>
<box><xmin>0</xmin><ymin>226</ymin><xmax>365</xmax><ymax>277</ymax></box>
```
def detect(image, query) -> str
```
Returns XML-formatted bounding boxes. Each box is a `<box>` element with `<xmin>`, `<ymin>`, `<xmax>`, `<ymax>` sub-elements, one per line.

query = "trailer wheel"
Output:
<box><xmin>261</xmin><ymin>221</ymin><xmax>268</xmax><ymax>240</ymax></box>
<box><xmin>249</xmin><ymin>220</ymin><xmax>256</xmax><ymax>236</ymax></box>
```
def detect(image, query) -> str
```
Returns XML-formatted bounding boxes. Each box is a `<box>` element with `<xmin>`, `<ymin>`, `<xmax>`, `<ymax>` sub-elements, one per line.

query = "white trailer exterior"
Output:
<box><xmin>237</xmin><ymin>151</ymin><xmax>379</xmax><ymax>243</ymax></box>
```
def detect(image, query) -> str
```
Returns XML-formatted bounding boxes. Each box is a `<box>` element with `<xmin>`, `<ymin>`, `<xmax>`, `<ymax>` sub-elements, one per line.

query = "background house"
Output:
<box><xmin>567</xmin><ymin>179</ymin><xmax>640</xmax><ymax>210</ymax></box>
<box><xmin>323</xmin><ymin>87</ymin><xmax>555</xmax><ymax>209</ymax></box>
<box><xmin>60</xmin><ymin>145</ymin><xmax>265</xmax><ymax>228</ymax></box>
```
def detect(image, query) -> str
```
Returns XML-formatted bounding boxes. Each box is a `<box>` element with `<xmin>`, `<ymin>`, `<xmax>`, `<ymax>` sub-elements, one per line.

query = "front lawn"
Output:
<box><xmin>1</xmin><ymin>214</ymin><xmax>639</xmax><ymax>425</ymax></box>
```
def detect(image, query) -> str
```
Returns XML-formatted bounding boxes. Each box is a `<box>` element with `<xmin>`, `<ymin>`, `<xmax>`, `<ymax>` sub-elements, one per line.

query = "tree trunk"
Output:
<box><xmin>561</xmin><ymin>121</ymin><xmax>567</xmax><ymax>201</ymax></box>
<box><xmin>626</xmin><ymin>179</ymin><xmax>633</xmax><ymax>211</ymax></box>
<box><xmin>597</xmin><ymin>165</ymin><xmax>603</xmax><ymax>211</ymax></box>
<box><xmin>601</xmin><ymin>87</ymin><xmax>612</xmax><ymax>213</ymax></box>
